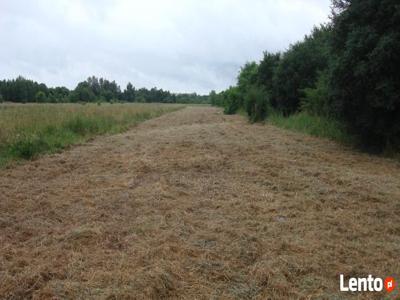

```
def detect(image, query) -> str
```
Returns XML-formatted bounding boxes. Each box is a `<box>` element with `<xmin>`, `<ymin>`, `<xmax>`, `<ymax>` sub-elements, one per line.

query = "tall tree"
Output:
<box><xmin>272</xmin><ymin>25</ymin><xmax>332</xmax><ymax>114</ymax></box>
<box><xmin>330</xmin><ymin>0</ymin><xmax>400</xmax><ymax>149</ymax></box>
<box><xmin>123</xmin><ymin>82</ymin><xmax>136</xmax><ymax>102</ymax></box>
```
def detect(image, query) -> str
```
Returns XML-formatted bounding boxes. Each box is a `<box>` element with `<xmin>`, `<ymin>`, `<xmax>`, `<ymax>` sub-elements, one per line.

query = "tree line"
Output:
<box><xmin>0</xmin><ymin>76</ymin><xmax>209</xmax><ymax>104</ymax></box>
<box><xmin>210</xmin><ymin>0</ymin><xmax>399</xmax><ymax>152</ymax></box>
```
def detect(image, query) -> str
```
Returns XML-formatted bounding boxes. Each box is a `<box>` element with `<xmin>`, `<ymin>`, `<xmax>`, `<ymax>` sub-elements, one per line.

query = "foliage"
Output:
<box><xmin>236</xmin><ymin>62</ymin><xmax>268</xmax><ymax>119</ymax></box>
<box><xmin>48</xmin><ymin>87</ymin><xmax>70</xmax><ymax>103</ymax></box>
<box><xmin>0</xmin><ymin>76</ymin><xmax>209</xmax><ymax>104</ymax></box>
<box><xmin>222</xmin><ymin>87</ymin><xmax>241</xmax><ymax>115</ymax></box>
<box><xmin>35</xmin><ymin>91</ymin><xmax>47</xmax><ymax>103</ymax></box>
<box><xmin>70</xmin><ymin>84</ymin><xmax>96</xmax><ymax>102</ymax></box>
<box><xmin>300</xmin><ymin>70</ymin><xmax>332</xmax><ymax>117</ymax></box>
<box><xmin>211</xmin><ymin>25</ymin><xmax>333</xmax><ymax>121</ymax></box>
<box><xmin>257</xmin><ymin>52</ymin><xmax>280</xmax><ymax>103</ymax></box>
<box><xmin>212</xmin><ymin>0</ymin><xmax>399</xmax><ymax>152</ymax></box>
<box><xmin>237</xmin><ymin>62</ymin><xmax>259</xmax><ymax>93</ymax></box>
<box><xmin>330</xmin><ymin>0</ymin><xmax>400</xmax><ymax>150</ymax></box>
<box><xmin>0</xmin><ymin>76</ymin><xmax>48</xmax><ymax>103</ymax></box>
<box><xmin>123</xmin><ymin>82</ymin><xmax>136</xmax><ymax>102</ymax></box>
<box><xmin>244</xmin><ymin>86</ymin><xmax>269</xmax><ymax>122</ymax></box>
<box><xmin>272</xmin><ymin>25</ymin><xmax>332</xmax><ymax>114</ymax></box>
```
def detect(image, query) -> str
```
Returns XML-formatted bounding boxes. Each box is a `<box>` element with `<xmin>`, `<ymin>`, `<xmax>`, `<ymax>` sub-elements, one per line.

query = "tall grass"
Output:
<box><xmin>268</xmin><ymin>111</ymin><xmax>352</xmax><ymax>144</ymax></box>
<box><xmin>0</xmin><ymin>103</ymin><xmax>183</xmax><ymax>167</ymax></box>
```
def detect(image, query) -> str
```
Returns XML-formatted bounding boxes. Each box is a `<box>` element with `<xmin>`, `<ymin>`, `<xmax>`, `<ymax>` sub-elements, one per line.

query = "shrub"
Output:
<box><xmin>223</xmin><ymin>87</ymin><xmax>241</xmax><ymax>115</ymax></box>
<box><xmin>9</xmin><ymin>135</ymin><xmax>49</xmax><ymax>159</ymax></box>
<box><xmin>300</xmin><ymin>71</ymin><xmax>332</xmax><ymax>117</ymax></box>
<box><xmin>244</xmin><ymin>86</ymin><xmax>269</xmax><ymax>122</ymax></box>
<box><xmin>35</xmin><ymin>91</ymin><xmax>47</xmax><ymax>103</ymax></box>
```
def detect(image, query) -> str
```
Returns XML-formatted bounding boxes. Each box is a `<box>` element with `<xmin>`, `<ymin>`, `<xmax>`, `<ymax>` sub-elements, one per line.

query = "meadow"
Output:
<box><xmin>0</xmin><ymin>103</ymin><xmax>183</xmax><ymax>167</ymax></box>
<box><xmin>268</xmin><ymin>111</ymin><xmax>352</xmax><ymax>145</ymax></box>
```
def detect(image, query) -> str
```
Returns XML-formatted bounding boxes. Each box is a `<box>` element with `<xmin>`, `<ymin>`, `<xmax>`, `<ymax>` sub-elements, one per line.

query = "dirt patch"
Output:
<box><xmin>1</xmin><ymin>107</ymin><xmax>399</xmax><ymax>299</ymax></box>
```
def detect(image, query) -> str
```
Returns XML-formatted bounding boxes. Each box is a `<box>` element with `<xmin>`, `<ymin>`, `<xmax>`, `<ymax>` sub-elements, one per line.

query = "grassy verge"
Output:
<box><xmin>0</xmin><ymin>103</ymin><xmax>183</xmax><ymax>167</ymax></box>
<box><xmin>268</xmin><ymin>111</ymin><xmax>352</xmax><ymax>144</ymax></box>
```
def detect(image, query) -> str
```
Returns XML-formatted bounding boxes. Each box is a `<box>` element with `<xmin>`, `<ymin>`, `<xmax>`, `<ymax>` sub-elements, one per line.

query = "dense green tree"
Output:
<box><xmin>235</xmin><ymin>62</ymin><xmax>260</xmax><ymax>116</ymax></box>
<box><xmin>256</xmin><ymin>52</ymin><xmax>280</xmax><ymax>109</ymax></box>
<box><xmin>330</xmin><ymin>0</ymin><xmax>400</xmax><ymax>149</ymax></box>
<box><xmin>211</xmin><ymin>0</ymin><xmax>400</xmax><ymax>152</ymax></box>
<box><xmin>216</xmin><ymin>26</ymin><xmax>333</xmax><ymax>121</ymax></box>
<box><xmin>257</xmin><ymin>52</ymin><xmax>280</xmax><ymax>91</ymax></box>
<box><xmin>49</xmin><ymin>87</ymin><xmax>70</xmax><ymax>103</ymax></box>
<box><xmin>174</xmin><ymin>93</ymin><xmax>209</xmax><ymax>104</ymax></box>
<box><xmin>244</xmin><ymin>86</ymin><xmax>269</xmax><ymax>122</ymax></box>
<box><xmin>272</xmin><ymin>25</ymin><xmax>332</xmax><ymax>114</ymax></box>
<box><xmin>0</xmin><ymin>75</ymin><xmax>209</xmax><ymax>104</ymax></box>
<box><xmin>35</xmin><ymin>91</ymin><xmax>47</xmax><ymax>103</ymax></box>
<box><xmin>70</xmin><ymin>83</ymin><xmax>96</xmax><ymax>102</ymax></box>
<box><xmin>123</xmin><ymin>82</ymin><xmax>136</xmax><ymax>102</ymax></box>
<box><xmin>222</xmin><ymin>87</ymin><xmax>241</xmax><ymax>115</ymax></box>
<box><xmin>87</xmin><ymin>76</ymin><xmax>101</xmax><ymax>97</ymax></box>
<box><xmin>237</xmin><ymin>62</ymin><xmax>259</xmax><ymax>95</ymax></box>
<box><xmin>70</xmin><ymin>77</ymin><xmax>122</xmax><ymax>102</ymax></box>
<box><xmin>0</xmin><ymin>76</ymin><xmax>49</xmax><ymax>102</ymax></box>
<box><xmin>209</xmin><ymin>91</ymin><xmax>218</xmax><ymax>106</ymax></box>
<box><xmin>300</xmin><ymin>70</ymin><xmax>331</xmax><ymax>116</ymax></box>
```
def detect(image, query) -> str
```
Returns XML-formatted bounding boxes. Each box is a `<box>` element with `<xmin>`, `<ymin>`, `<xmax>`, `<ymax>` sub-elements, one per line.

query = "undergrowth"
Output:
<box><xmin>268</xmin><ymin>111</ymin><xmax>352</xmax><ymax>145</ymax></box>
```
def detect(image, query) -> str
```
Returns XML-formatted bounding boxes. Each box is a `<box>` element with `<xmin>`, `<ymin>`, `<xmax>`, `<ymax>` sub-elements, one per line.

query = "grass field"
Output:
<box><xmin>0</xmin><ymin>103</ymin><xmax>183</xmax><ymax>167</ymax></box>
<box><xmin>268</xmin><ymin>111</ymin><xmax>352</xmax><ymax>145</ymax></box>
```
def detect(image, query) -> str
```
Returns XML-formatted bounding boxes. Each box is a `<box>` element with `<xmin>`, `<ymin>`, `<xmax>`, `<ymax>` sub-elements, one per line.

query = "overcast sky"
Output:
<box><xmin>0</xmin><ymin>0</ymin><xmax>331</xmax><ymax>94</ymax></box>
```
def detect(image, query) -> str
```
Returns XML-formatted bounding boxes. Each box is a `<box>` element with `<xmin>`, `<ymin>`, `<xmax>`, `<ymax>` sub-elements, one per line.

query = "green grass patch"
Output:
<box><xmin>268</xmin><ymin>111</ymin><xmax>352</xmax><ymax>144</ymax></box>
<box><xmin>0</xmin><ymin>103</ymin><xmax>183</xmax><ymax>168</ymax></box>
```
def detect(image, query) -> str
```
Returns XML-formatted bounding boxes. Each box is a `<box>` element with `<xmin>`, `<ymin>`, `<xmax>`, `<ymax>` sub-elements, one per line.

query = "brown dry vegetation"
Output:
<box><xmin>1</xmin><ymin>106</ymin><xmax>399</xmax><ymax>299</ymax></box>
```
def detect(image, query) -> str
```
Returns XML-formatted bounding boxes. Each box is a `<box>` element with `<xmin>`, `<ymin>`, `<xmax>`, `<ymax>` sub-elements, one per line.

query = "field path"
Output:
<box><xmin>1</xmin><ymin>106</ymin><xmax>400</xmax><ymax>299</ymax></box>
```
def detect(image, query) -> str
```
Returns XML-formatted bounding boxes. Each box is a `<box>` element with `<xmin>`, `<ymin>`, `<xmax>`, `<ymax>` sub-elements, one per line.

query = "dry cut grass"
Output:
<box><xmin>0</xmin><ymin>107</ymin><xmax>399</xmax><ymax>299</ymax></box>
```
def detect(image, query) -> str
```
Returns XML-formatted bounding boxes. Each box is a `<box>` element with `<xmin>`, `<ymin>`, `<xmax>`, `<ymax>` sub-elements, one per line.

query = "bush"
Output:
<box><xmin>244</xmin><ymin>86</ymin><xmax>269</xmax><ymax>122</ymax></box>
<box><xmin>35</xmin><ymin>91</ymin><xmax>47</xmax><ymax>103</ymax></box>
<box><xmin>300</xmin><ymin>71</ymin><xmax>332</xmax><ymax>117</ymax></box>
<box><xmin>9</xmin><ymin>135</ymin><xmax>49</xmax><ymax>159</ymax></box>
<box><xmin>223</xmin><ymin>87</ymin><xmax>241</xmax><ymax>115</ymax></box>
<box><xmin>224</xmin><ymin>99</ymin><xmax>240</xmax><ymax>115</ymax></box>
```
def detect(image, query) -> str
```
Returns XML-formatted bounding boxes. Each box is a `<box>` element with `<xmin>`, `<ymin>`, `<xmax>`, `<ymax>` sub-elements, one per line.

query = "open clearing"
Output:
<box><xmin>1</xmin><ymin>106</ymin><xmax>399</xmax><ymax>299</ymax></box>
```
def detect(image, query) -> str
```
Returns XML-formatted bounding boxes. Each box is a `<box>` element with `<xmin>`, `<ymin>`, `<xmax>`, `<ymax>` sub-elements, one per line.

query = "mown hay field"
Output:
<box><xmin>1</xmin><ymin>107</ymin><xmax>399</xmax><ymax>299</ymax></box>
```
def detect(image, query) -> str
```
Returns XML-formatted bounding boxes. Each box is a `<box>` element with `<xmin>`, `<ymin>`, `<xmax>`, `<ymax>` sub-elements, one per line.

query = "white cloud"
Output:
<box><xmin>0</xmin><ymin>0</ymin><xmax>331</xmax><ymax>94</ymax></box>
